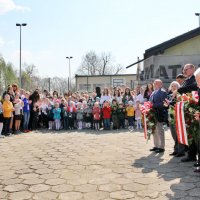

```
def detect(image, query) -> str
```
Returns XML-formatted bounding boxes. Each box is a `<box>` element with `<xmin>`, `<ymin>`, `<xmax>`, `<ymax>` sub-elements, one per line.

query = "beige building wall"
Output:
<box><xmin>76</xmin><ymin>75</ymin><xmax>137</xmax><ymax>92</ymax></box>
<box><xmin>164</xmin><ymin>35</ymin><xmax>200</xmax><ymax>55</ymax></box>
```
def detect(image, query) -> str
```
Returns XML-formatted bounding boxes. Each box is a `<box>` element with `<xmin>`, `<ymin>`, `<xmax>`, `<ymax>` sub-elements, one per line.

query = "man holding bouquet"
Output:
<box><xmin>149</xmin><ymin>79</ymin><xmax>168</xmax><ymax>153</ymax></box>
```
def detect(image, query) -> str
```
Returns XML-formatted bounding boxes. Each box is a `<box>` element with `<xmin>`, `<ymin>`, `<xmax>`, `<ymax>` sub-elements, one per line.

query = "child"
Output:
<box><xmin>102</xmin><ymin>101</ymin><xmax>111</xmax><ymax>130</ymax></box>
<box><xmin>47</xmin><ymin>98</ymin><xmax>54</xmax><ymax>130</ymax></box>
<box><xmin>23</xmin><ymin>92</ymin><xmax>31</xmax><ymax>132</ymax></box>
<box><xmin>126</xmin><ymin>100</ymin><xmax>135</xmax><ymax>131</ymax></box>
<box><xmin>63</xmin><ymin>102</ymin><xmax>69</xmax><ymax>130</ymax></box>
<box><xmin>135</xmin><ymin>100</ymin><xmax>142</xmax><ymax>129</ymax></box>
<box><xmin>53</xmin><ymin>102</ymin><xmax>61</xmax><ymax>130</ymax></box>
<box><xmin>84</xmin><ymin>101</ymin><xmax>93</xmax><ymax>129</ymax></box>
<box><xmin>2</xmin><ymin>94</ymin><xmax>14</xmax><ymax>136</ymax></box>
<box><xmin>118</xmin><ymin>102</ymin><xmax>125</xmax><ymax>129</ymax></box>
<box><xmin>13</xmin><ymin>93</ymin><xmax>24</xmax><ymax>134</ymax></box>
<box><xmin>0</xmin><ymin>101</ymin><xmax>4</xmax><ymax>138</ymax></box>
<box><xmin>76</xmin><ymin>102</ymin><xmax>84</xmax><ymax>130</ymax></box>
<box><xmin>40</xmin><ymin>98</ymin><xmax>49</xmax><ymax>128</ymax></box>
<box><xmin>92</xmin><ymin>102</ymin><xmax>101</xmax><ymax>130</ymax></box>
<box><xmin>67</xmin><ymin>101</ymin><xmax>76</xmax><ymax>130</ymax></box>
<box><xmin>111</xmin><ymin>99</ymin><xmax>119</xmax><ymax>130</ymax></box>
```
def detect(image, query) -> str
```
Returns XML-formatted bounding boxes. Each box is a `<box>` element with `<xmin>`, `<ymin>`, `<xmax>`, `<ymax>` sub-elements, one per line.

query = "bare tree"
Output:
<box><xmin>77</xmin><ymin>50</ymin><xmax>124</xmax><ymax>75</ymax></box>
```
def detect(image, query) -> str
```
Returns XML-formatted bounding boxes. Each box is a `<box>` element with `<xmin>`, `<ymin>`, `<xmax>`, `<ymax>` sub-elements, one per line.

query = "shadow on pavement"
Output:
<box><xmin>132</xmin><ymin>151</ymin><xmax>200</xmax><ymax>199</ymax></box>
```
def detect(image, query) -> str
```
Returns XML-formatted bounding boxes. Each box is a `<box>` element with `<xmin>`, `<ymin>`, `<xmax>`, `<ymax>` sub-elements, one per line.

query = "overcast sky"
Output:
<box><xmin>0</xmin><ymin>0</ymin><xmax>200</xmax><ymax>78</ymax></box>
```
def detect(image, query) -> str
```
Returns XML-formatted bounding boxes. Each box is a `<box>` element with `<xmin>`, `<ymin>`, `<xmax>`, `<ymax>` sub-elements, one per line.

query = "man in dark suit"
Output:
<box><xmin>150</xmin><ymin>79</ymin><xmax>168</xmax><ymax>153</ymax></box>
<box><xmin>193</xmin><ymin>67</ymin><xmax>200</xmax><ymax>172</ymax></box>
<box><xmin>175</xmin><ymin>64</ymin><xmax>198</xmax><ymax>162</ymax></box>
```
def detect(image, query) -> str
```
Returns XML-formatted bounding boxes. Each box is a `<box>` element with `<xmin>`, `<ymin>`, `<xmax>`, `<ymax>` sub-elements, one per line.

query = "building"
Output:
<box><xmin>75</xmin><ymin>74</ymin><xmax>137</xmax><ymax>92</ymax></box>
<box><xmin>127</xmin><ymin>27</ymin><xmax>200</xmax><ymax>86</ymax></box>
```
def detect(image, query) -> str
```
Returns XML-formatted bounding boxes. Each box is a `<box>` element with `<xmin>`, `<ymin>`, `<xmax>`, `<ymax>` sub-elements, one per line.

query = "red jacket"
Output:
<box><xmin>93</xmin><ymin>107</ymin><xmax>101</xmax><ymax>120</ymax></box>
<box><xmin>67</xmin><ymin>106</ymin><xmax>76</xmax><ymax>113</ymax></box>
<box><xmin>102</xmin><ymin>106</ymin><xmax>111</xmax><ymax>119</ymax></box>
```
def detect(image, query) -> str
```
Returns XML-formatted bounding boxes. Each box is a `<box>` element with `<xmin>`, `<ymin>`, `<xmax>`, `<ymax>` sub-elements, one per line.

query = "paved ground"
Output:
<box><xmin>0</xmin><ymin>129</ymin><xmax>200</xmax><ymax>200</ymax></box>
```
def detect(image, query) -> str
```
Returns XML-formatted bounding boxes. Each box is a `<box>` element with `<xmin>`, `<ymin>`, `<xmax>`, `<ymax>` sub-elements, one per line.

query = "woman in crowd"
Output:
<box><xmin>100</xmin><ymin>88</ymin><xmax>111</xmax><ymax>105</ymax></box>
<box><xmin>143</xmin><ymin>83</ymin><xmax>154</xmax><ymax>101</ymax></box>
<box><xmin>165</xmin><ymin>81</ymin><xmax>185</xmax><ymax>157</ymax></box>
<box><xmin>112</xmin><ymin>88</ymin><xmax>122</xmax><ymax>103</ymax></box>
<box><xmin>122</xmin><ymin>87</ymin><xmax>133</xmax><ymax>105</ymax></box>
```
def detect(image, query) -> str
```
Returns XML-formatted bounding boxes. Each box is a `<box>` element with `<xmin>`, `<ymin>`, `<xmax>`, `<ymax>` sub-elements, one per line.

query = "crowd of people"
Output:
<box><xmin>0</xmin><ymin>83</ymin><xmax>154</xmax><ymax>138</ymax></box>
<box><xmin>1</xmin><ymin>63</ymin><xmax>200</xmax><ymax>173</ymax></box>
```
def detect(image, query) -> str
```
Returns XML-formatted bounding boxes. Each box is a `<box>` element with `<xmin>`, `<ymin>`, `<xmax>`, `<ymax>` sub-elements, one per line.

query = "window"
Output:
<box><xmin>79</xmin><ymin>84</ymin><xmax>91</xmax><ymax>91</ymax></box>
<box><xmin>113</xmin><ymin>78</ymin><xmax>124</xmax><ymax>87</ymax></box>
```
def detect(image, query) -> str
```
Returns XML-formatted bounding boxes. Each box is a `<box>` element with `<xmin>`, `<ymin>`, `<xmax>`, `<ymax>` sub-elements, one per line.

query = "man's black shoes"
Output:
<box><xmin>149</xmin><ymin>147</ymin><xmax>158</xmax><ymax>151</ymax></box>
<box><xmin>155</xmin><ymin>148</ymin><xmax>165</xmax><ymax>153</ymax></box>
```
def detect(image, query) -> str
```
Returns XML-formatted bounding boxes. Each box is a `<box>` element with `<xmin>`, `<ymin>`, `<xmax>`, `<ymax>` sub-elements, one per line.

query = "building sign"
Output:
<box><xmin>143</xmin><ymin>55</ymin><xmax>200</xmax><ymax>83</ymax></box>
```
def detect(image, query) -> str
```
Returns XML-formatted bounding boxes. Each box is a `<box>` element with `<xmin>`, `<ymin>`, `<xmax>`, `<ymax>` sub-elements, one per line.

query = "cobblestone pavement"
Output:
<box><xmin>0</xmin><ymin>129</ymin><xmax>200</xmax><ymax>200</ymax></box>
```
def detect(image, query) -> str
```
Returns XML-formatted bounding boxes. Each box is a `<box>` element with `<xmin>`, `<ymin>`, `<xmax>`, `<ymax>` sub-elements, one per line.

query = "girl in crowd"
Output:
<box><xmin>102</xmin><ymin>101</ymin><xmax>111</xmax><ymax>130</ymax></box>
<box><xmin>67</xmin><ymin>101</ymin><xmax>76</xmax><ymax>130</ymax></box>
<box><xmin>134</xmin><ymin>100</ymin><xmax>142</xmax><ymax>130</ymax></box>
<box><xmin>2</xmin><ymin>94</ymin><xmax>14</xmax><ymax>136</ymax></box>
<box><xmin>13</xmin><ymin>92</ymin><xmax>24</xmax><ymax>134</ymax></box>
<box><xmin>93</xmin><ymin>102</ymin><xmax>101</xmax><ymax>130</ymax></box>
<box><xmin>23</xmin><ymin>92</ymin><xmax>31</xmax><ymax>132</ymax></box>
<box><xmin>53</xmin><ymin>102</ymin><xmax>61</xmax><ymax>130</ymax></box>
<box><xmin>126</xmin><ymin>100</ymin><xmax>135</xmax><ymax>131</ymax></box>
<box><xmin>76</xmin><ymin>102</ymin><xmax>84</xmax><ymax>130</ymax></box>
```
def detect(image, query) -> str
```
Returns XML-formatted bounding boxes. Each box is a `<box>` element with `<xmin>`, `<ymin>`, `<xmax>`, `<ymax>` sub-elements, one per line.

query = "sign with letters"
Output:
<box><xmin>142</xmin><ymin>55</ymin><xmax>200</xmax><ymax>83</ymax></box>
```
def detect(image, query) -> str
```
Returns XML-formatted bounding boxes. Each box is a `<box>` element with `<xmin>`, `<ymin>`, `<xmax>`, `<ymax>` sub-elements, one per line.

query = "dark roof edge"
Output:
<box><xmin>75</xmin><ymin>74</ymin><xmax>136</xmax><ymax>77</ymax></box>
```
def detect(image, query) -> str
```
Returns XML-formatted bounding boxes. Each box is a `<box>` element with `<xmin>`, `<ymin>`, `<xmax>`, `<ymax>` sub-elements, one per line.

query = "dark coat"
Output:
<box><xmin>178</xmin><ymin>75</ymin><xmax>198</xmax><ymax>94</ymax></box>
<box><xmin>150</xmin><ymin>88</ymin><xmax>168</xmax><ymax>123</ymax></box>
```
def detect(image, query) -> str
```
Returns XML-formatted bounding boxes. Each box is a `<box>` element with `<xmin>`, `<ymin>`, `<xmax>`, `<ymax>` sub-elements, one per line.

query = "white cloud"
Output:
<box><xmin>0</xmin><ymin>0</ymin><xmax>30</xmax><ymax>15</ymax></box>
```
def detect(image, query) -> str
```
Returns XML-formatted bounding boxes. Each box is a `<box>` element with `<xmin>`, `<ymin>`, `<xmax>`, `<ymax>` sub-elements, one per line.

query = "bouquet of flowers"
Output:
<box><xmin>140</xmin><ymin>102</ymin><xmax>157</xmax><ymax>141</ymax></box>
<box><xmin>175</xmin><ymin>92</ymin><xmax>200</xmax><ymax>145</ymax></box>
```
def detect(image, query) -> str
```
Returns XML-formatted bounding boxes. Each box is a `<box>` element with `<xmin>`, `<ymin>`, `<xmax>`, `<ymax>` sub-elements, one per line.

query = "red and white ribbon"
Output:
<box><xmin>175</xmin><ymin>102</ymin><xmax>188</xmax><ymax>146</ymax></box>
<box><xmin>143</xmin><ymin>113</ymin><xmax>147</xmax><ymax>140</ymax></box>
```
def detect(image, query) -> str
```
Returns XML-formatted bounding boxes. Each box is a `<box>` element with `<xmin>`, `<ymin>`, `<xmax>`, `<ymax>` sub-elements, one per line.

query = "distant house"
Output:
<box><xmin>75</xmin><ymin>74</ymin><xmax>137</xmax><ymax>92</ymax></box>
<box><xmin>127</xmin><ymin>27</ymin><xmax>200</xmax><ymax>86</ymax></box>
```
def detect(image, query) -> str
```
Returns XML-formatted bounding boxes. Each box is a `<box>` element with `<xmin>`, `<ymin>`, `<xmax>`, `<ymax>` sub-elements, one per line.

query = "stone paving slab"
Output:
<box><xmin>0</xmin><ymin>129</ymin><xmax>200</xmax><ymax>199</ymax></box>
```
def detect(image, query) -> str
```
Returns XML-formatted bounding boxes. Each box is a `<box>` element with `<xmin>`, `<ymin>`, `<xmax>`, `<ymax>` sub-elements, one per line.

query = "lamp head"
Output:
<box><xmin>195</xmin><ymin>13</ymin><xmax>200</xmax><ymax>16</ymax></box>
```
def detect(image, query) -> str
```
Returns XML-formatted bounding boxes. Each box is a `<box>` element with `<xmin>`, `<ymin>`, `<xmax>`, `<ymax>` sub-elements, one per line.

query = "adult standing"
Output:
<box><xmin>150</xmin><ymin>79</ymin><xmax>168</xmax><ymax>153</ymax></box>
<box><xmin>174</xmin><ymin>64</ymin><xmax>198</xmax><ymax>162</ymax></box>
<box><xmin>193</xmin><ymin>68</ymin><xmax>200</xmax><ymax>172</ymax></box>
<box><xmin>166</xmin><ymin>81</ymin><xmax>185</xmax><ymax>157</ymax></box>
<box><xmin>144</xmin><ymin>83</ymin><xmax>154</xmax><ymax>101</ymax></box>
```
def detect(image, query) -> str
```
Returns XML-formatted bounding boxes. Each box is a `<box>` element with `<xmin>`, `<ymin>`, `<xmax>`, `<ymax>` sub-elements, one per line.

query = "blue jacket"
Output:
<box><xmin>53</xmin><ymin>108</ymin><xmax>61</xmax><ymax>120</ymax></box>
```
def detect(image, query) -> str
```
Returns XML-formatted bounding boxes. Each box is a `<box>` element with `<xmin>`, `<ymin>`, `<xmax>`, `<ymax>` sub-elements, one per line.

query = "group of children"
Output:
<box><xmin>0</xmin><ymin>95</ymin><xmax>142</xmax><ymax>136</ymax></box>
<box><xmin>31</xmin><ymin>97</ymin><xmax>143</xmax><ymax>132</ymax></box>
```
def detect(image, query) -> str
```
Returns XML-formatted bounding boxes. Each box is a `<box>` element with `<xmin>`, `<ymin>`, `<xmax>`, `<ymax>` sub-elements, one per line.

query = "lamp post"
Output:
<box><xmin>16</xmin><ymin>23</ymin><xmax>27</xmax><ymax>89</ymax></box>
<box><xmin>66</xmin><ymin>56</ymin><xmax>73</xmax><ymax>90</ymax></box>
<box><xmin>195</xmin><ymin>13</ymin><xmax>200</xmax><ymax>27</ymax></box>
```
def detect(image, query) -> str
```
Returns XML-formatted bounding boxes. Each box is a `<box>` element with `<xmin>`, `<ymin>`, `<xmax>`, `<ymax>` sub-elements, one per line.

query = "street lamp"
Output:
<box><xmin>195</xmin><ymin>13</ymin><xmax>200</xmax><ymax>27</ymax></box>
<box><xmin>66</xmin><ymin>56</ymin><xmax>73</xmax><ymax>90</ymax></box>
<box><xmin>16</xmin><ymin>23</ymin><xmax>27</xmax><ymax>89</ymax></box>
